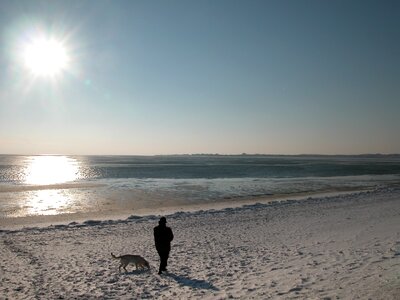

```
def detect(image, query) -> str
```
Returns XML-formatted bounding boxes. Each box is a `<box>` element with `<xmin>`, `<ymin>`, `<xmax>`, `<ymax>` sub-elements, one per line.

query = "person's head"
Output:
<box><xmin>159</xmin><ymin>217</ymin><xmax>167</xmax><ymax>226</ymax></box>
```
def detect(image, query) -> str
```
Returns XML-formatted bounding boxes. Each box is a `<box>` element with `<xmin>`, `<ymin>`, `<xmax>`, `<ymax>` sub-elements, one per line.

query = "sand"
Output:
<box><xmin>1</xmin><ymin>188</ymin><xmax>400</xmax><ymax>299</ymax></box>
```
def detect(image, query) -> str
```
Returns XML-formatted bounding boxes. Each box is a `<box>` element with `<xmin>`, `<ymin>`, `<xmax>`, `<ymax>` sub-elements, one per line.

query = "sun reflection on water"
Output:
<box><xmin>18</xmin><ymin>156</ymin><xmax>83</xmax><ymax>216</ymax></box>
<box><xmin>25</xmin><ymin>189</ymin><xmax>73</xmax><ymax>215</ymax></box>
<box><xmin>24</xmin><ymin>156</ymin><xmax>80</xmax><ymax>185</ymax></box>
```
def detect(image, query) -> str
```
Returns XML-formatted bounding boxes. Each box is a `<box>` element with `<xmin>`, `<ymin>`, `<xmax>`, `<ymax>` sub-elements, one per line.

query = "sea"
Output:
<box><xmin>1</xmin><ymin>154</ymin><xmax>400</xmax><ymax>218</ymax></box>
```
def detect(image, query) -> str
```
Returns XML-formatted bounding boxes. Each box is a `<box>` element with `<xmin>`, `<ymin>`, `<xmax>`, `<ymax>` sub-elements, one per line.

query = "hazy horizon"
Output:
<box><xmin>1</xmin><ymin>152</ymin><xmax>400</xmax><ymax>157</ymax></box>
<box><xmin>1</xmin><ymin>0</ymin><xmax>399</xmax><ymax>155</ymax></box>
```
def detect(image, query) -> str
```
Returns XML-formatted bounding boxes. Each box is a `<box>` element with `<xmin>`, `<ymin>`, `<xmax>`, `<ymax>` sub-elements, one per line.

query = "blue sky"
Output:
<box><xmin>0</xmin><ymin>0</ymin><xmax>399</xmax><ymax>155</ymax></box>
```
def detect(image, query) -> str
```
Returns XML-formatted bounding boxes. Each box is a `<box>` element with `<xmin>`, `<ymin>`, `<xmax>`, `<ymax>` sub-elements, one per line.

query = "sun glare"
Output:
<box><xmin>24</xmin><ymin>156</ymin><xmax>80</xmax><ymax>185</ymax></box>
<box><xmin>23</xmin><ymin>38</ymin><xmax>69</xmax><ymax>77</ymax></box>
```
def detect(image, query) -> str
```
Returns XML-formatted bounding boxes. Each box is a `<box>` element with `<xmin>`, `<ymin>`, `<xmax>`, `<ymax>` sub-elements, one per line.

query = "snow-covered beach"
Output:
<box><xmin>1</xmin><ymin>188</ymin><xmax>400</xmax><ymax>299</ymax></box>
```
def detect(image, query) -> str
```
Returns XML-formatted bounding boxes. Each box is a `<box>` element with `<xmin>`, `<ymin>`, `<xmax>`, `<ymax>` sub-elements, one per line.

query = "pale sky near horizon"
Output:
<box><xmin>0</xmin><ymin>0</ymin><xmax>399</xmax><ymax>155</ymax></box>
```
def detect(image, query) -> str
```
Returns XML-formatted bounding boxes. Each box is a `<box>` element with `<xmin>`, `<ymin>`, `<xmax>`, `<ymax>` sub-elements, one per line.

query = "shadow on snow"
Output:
<box><xmin>123</xmin><ymin>269</ymin><xmax>150</xmax><ymax>276</ymax></box>
<box><xmin>166</xmin><ymin>272</ymin><xmax>219</xmax><ymax>291</ymax></box>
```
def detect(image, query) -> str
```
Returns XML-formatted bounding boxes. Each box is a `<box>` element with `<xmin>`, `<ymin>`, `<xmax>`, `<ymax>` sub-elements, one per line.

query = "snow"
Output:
<box><xmin>1</xmin><ymin>188</ymin><xmax>400</xmax><ymax>299</ymax></box>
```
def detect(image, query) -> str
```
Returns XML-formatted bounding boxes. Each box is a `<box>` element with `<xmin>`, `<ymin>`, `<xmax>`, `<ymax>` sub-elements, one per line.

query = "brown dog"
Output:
<box><xmin>111</xmin><ymin>253</ymin><xmax>150</xmax><ymax>272</ymax></box>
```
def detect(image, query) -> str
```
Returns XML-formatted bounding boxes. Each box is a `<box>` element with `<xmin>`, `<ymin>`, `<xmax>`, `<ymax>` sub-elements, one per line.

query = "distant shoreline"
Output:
<box><xmin>1</xmin><ymin>153</ymin><xmax>400</xmax><ymax>157</ymax></box>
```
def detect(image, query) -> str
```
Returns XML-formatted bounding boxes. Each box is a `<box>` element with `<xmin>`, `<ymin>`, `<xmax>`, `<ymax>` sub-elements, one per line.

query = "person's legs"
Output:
<box><xmin>157</xmin><ymin>250</ymin><xmax>162</xmax><ymax>274</ymax></box>
<box><xmin>161</xmin><ymin>251</ymin><xmax>169</xmax><ymax>270</ymax></box>
<box><xmin>158</xmin><ymin>250</ymin><xmax>170</xmax><ymax>274</ymax></box>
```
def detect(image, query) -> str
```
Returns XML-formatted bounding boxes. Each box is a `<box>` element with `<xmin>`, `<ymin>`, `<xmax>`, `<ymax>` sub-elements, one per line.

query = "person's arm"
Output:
<box><xmin>154</xmin><ymin>227</ymin><xmax>159</xmax><ymax>246</ymax></box>
<box><xmin>168</xmin><ymin>228</ymin><xmax>174</xmax><ymax>242</ymax></box>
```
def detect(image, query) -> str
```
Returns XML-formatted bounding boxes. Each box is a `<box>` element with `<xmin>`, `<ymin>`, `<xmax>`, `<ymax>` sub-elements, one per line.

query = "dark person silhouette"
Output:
<box><xmin>154</xmin><ymin>216</ymin><xmax>174</xmax><ymax>275</ymax></box>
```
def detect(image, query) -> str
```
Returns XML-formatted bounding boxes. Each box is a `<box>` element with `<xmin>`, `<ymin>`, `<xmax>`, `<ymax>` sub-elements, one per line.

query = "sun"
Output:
<box><xmin>23</xmin><ymin>37</ymin><xmax>69</xmax><ymax>77</ymax></box>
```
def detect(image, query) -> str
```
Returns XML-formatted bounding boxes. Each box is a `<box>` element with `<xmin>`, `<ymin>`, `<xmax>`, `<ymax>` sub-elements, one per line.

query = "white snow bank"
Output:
<box><xmin>1</xmin><ymin>188</ymin><xmax>400</xmax><ymax>299</ymax></box>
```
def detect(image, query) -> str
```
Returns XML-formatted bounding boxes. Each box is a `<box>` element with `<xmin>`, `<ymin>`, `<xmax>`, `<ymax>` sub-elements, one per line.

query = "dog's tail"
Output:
<box><xmin>111</xmin><ymin>252</ymin><xmax>120</xmax><ymax>259</ymax></box>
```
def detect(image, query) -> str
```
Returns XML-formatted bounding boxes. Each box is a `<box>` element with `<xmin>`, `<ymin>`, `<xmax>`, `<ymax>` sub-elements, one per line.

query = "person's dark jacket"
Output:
<box><xmin>154</xmin><ymin>224</ymin><xmax>174</xmax><ymax>252</ymax></box>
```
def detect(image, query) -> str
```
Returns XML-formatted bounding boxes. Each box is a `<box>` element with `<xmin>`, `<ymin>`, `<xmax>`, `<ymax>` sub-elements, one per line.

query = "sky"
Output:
<box><xmin>0</xmin><ymin>0</ymin><xmax>399</xmax><ymax>155</ymax></box>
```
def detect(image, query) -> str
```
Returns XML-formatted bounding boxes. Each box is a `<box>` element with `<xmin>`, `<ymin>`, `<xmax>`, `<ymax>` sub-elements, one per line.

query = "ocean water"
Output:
<box><xmin>0</xmin><ymin>154</ymin><xmax>400</xmax><ymax>218</ymax></box>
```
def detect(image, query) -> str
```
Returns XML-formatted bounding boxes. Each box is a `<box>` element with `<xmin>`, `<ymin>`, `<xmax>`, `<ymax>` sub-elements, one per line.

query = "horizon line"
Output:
<box><xmin>1</xmin><ymin>153</ymin><xmax>399</xmax><ymax>157</ymax></box>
